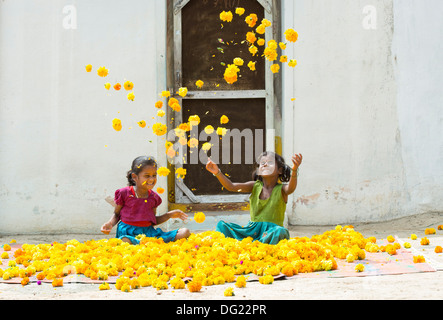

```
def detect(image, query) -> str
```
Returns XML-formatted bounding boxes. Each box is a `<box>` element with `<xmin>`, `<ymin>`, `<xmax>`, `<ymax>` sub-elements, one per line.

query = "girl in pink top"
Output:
<box><xmin>101</xmin><ymin>156</ymin><xmax>190</xmax><ymax>244</ymax></box>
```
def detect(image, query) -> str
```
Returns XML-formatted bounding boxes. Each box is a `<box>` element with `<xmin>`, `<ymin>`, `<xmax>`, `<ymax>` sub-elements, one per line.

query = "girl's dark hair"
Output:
<box><xmin>126</xmin><ymin>156</ymin><xmax>157</xmax><ymax>186</ymax></box>
<box><xmin>252</xmin><ymin>151</ymin><xmax>292</xmax><ymax>183</ymax></box>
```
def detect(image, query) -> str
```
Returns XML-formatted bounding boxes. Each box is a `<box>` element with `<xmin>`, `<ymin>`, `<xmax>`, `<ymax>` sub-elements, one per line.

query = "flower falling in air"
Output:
<box><xmin>280</xmin><ymin>55</ymin><xmax>288</xmax><ymax>63</ymax></box>
<box><xmin>219</xmin><ymin>11</ymin><xmax>233</xmax><ymax>22</ymax></box>
<box><xmin>85</xmin><ymin>64</ymin><xmax>92</xmax><ymax>72</ymax></box>
<box><xmin>152</xmin><ymin>123</ymin><xmax>167</xmax><ymax>136</ymax></box>
<box><xmin>114</xmin><ymin>83</ymin><xmax>121</xmax><ymax>90</ymax></box>
<box><xmin>178</xmin><ymin>87</ymin><xmax>188</xmax><ymax>98</ymax></box>
<box><xmin>279</xmin><ymin>42</ymin><xmax>287</xmax><ymax>50</ymax></box>
<box><xmin>202</xmin><ymin>142</ymin><xmax>212</xmax><ymax>152</ymax></box>
<box><xmin>157</xmin><ymin>110</ymin><xmax>165</xmax><ymax>117</ymax></box>
<box><xmin>104</xmin><ymin>83</ymin><xmax>111</xmax><ymax>90</ymax></box>
<box><xmin>112</xmin><ymin>118</ymin><xmax>122</xmax><ymax>131</ymax></box>
<box><xmin>161</xmin><ymin>90</ymin><xmax>171</xmax><ymax>98</ymax></box>
<box><xmin>157</xmin><ymin>167</ymin><xmax>170</xmax><ymax>177</ymax></box>
<box><xmin>249</xmin><ymin>45</ymin><xmax>258</xmax><ymax>56</ymax></box>
<box><xmin>127</xmin><ymin>92</ymin><xmax>135</xmax><ymax>101</ymax></box>
<box><xmin>288</xmin><ymin>59</ymin><xmax>298</xmax><ymax>68</ymax></box>
<box><xmin>246</xmin><ymin>32</ymin><xmax>257</xmax><ymax>44</ymax></box>
<box><xmin>220</xmin><ymin>115</ymin><xmax>229</xmax><ymax>124</ymax></box>
<box><xmin>124</xmin><ymin>80</ymin><xmax>134</xmax><ymax>91</ymax></box>
<box><xmin>196</xmin><ymin>80</ymin><xmax>204</xmax><ymax>89</ymax></box>
<box><xmin>245</xmin><ymin>13</ymin><xmax>258</xmax><ymax>28</ymax></box>
<box><xmin>224</xmin><ymin>64</ymin><xmax>240</xmax><ymax>84</ymax></box>
<box><xmin>188</xmin><ymin>115</ymin><xmax>201</xmax><ymax>127</ymax></box>
<box><xmin>137</xmin><ymin>120</ymin><xmax>146</xmax><ymax>128</ymax></box>
<box><xmin>256</xmin><ymin>24</ymin><xmax>265</xmax><ymax>35</ymax></box>
<box><xmin>204</xmin><ymin>125</ymin><xmax>214</xmax><ymax>134</ymax></box>
<box><xmin>156</xmin><ymin>187</ymin><xmax>165</xmax><ymax>194</ymax></box>
<box><xmin>270</xmin><ymin>64</ymin><xmax>280</xmax><ymax>74</ymax></box>
<box><xmin>235</xmin><ymin>7</ymin><xmax>245</xmax><ymax>16</ymax></box>
<box><xmin>176</xmin><ymin>167</ymin><xmax>187</xmax><ymax>179</ymax></box>
<box><xmin>233</xmin><ymin>57</ymin><xmax>244</xmax><ymax>66</ymax></box>
<box><xmin>194</xmin><ymin>212</ymin><xmax>206</xmax><ymax>224</ymax></box>
<box><xmin>188</xmin><ymin>138</ymin><xmax>199</xmax><ymax>149</ymax></box>
<box><xmin>284</xmin><ymin>28</ymin><xmax>298</xmax><ymax>42</ymax></box>
<box><xmin>155</xmin><ymin>101</ymin><xmax>163</xmax><ymax>109</ymax></box>
<box><xmin>248</xmin><ymin>61</ymin><xmax>256</xmax><ymax>71</ymax></box>
<box><xmin>97</xmin><ymin>66</ymin><xmax>109</xmax><ymax>77</ymax></box>
<box><xmin>217</xmin><ymin>127</ymin><xmax>228</xmax><ymax>136</ymax></box>
<box><xmin>257</xmin><ymin>38</ymin><xmax>265</xmax><ymax>46</ymax></box>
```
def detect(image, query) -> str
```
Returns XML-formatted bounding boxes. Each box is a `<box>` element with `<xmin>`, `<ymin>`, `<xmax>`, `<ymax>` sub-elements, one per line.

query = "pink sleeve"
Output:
<box><xmin>151</xmin><ymin>191</ymin><xmax>162</xmax><ymax>208</ymax></box>
<box><xmin>114</xmin><ymin>188</ymin><xmax>125</xmax><ymax>206</ymax></box>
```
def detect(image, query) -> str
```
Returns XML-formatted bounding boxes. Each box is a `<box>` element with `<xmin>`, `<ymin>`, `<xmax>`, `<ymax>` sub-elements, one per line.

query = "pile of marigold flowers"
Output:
<box><xmin>1</xmin><ymin>226</ymin><xmax>376</xmax><ymax>292</ymax></box>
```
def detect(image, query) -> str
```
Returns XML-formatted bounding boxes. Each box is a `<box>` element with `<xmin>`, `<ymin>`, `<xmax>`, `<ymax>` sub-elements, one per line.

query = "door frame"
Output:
<box><xmin>166</xmin><ymin>0</ymin><xmax>282</xmax><ymax>208</ymax></box>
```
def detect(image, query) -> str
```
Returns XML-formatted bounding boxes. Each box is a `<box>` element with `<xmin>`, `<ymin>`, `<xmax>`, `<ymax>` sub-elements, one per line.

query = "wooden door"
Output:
<box><xmin>167</xmin><ymin>0</ymin><xmax>280</xmax><ymax>209</ymax></box>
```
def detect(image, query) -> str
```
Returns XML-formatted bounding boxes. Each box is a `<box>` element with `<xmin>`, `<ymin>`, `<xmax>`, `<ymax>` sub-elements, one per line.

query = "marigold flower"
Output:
<box><xmin>249</xmin><ymin>45</ymin><xmax>258</xmax><ymax>56</ymax></box>
<box><xmin>235</xmin><ymin>275</ymin><xmax>246</xmax><ymax>288</ymax></box>
<box><xmin>280</xmin><ymin>55</ymin><xmax>288</xmax><ymax>63</ymax></box>
<box><xmin>284</xmin><ymin>28</ymin><xmax>298</xmax><ymax>42</ymax></box>
<box><xmin>425</xmin><ymin>228</ymin><xmax>436</xmax><ymax>235</ymax></box>
<box><xmin>411</xmin><ymin>234</ymin><xmax>417</xmax><ymax>240</ymax></box>
<box><xmin>170</xmin><ymin>277</ymin><xmax>186</xmax><ymax>289</ymax></box>
<box><xmin>403</xmin><ymin>242</ymin><xmax>411</xmax><ymax>249</ymax></box>
<box><xmin>194</xmin><ymin>212</ymin><xmax>206</xmax><ymax>224</ymax></box>
<box><xmin>155</xmin><ymin>101</ymin><xmax>163</xmax><ymax>109</ymax></box>
<box><xmin>224</xmin><ymin>287</ymin><xmax>235</xmax><ymax>296</ymax></box>
<box><xmin>413</xmin><ymin>255</ymin><xmax>425</xmax><ymax>263</ymax></box>
<box><xmin>157</xmin><ymin>167</ymin><xmax>170</xmax><ymax>177</ymax></box>
<box><xmin>246</xmin><ymin>32</ymin><xmax>257</xmax><ymax>44</ymax></box>
<box><xmin>387</xmin><ymin>235</ymin><xmax>395</xmax><ymax>243</ymax></box>
<box><xmin>256</xmin><ymin>24</ymin><xmax>266</xmax><ymax>35</ymax></box>
<box><xmin>420</xmin><ymin>237</ymin><xmax>430</xmax><ymax>245</ymax></box>
<box><xmin>435</xmin><ymin>246</ymin><xmax>442</xmax><ymax>253</ymax></box>
<box><xmin>161</xmin><ymin>90</ymin><xmax>171</xmax><ymax>98</ymax></box>
<box><xmin>224</xmin><ymin>64</ymin><xmax>240</xmax><ymax>84</ymax></box>
<box><xmin>99</xmin><ymin>282</ymin><xmax>110</xmax><ymax>290</ymax></box>
<box><xmin>270</xmin><ymin>64</ymin><xmax>280</xmax><ymax>74</ymax></box>
<box><xmin>85</xmin><ymin>64</ymin><xmax>92</xmax><ymax>72</ymax></box>
<box><xmin>247</xmin><ymin>61</ymin><xmax>256</xmax><ymax>71</ymax></box>
<box><xmin>52</xmin><ymin>278</ymin><xmax>63</xmax><ymax>287</ymax></box>
<box><xmin>438</xmin><ymin>225</ymin><xmax>443</xmax><ymax>230</ymax></box>
<box><xmin>157</xmin><ymin>110</ymin><xmax>166</xmax><ymax>117</ymax></box>
<box><xmin>355</xmin><ymin>264</ymin><xmax>365</xmax><ymax>272</ymax></box>
<box><xmin>112</xmin><ymin>118</ymin><xmax>122</xmax><ymax>131</ymax></box>
<box><xmin>288</xmin><ymin>59</ymin><xmax>297</xmax><ymax>67</ymax></box>
<box><xmin>178</xmin><ymin>87</ymin><xmax>188</xmax><ymax>97</ymax></box>
<box><xmin>202</xmin><ymin>142</ymin><xmax>212</xmax><ymax>152</ymax></box>
<box><xmin>104</xmin><ymin>83</ymin><xmax>111</xmax><ymax>90</ymax></box>
<box><xmin>152</xmin><ymin>123</ymin><xmax>167</xmax><ymax>136</ymax></box>
<box><xmin>124</xmin><ymin>80</ymin><xmax>134</xmax><ymax>91</ymax></box>
<box><xmin>137</xmin><ymin>120</ymin><xmax>146</xmax><ymax>128</ymax></box>
<box><xmin>217</xmin><ymin>127</ymin><xmax>228</xmax><ymax>136</ymax></box>
<box><xmin>187</xmin><ymin>279</ymin><xmax>202</xmax><ymax>292</ymax></box>
<box><xmin>196</xmin><ymin>80</ymin><xmax>204</xmax><ymax>88</ymax></box>
<box><xmin>245</xmin><ymin>14</ymin><xmax>258</xmax><ymax>28</ymax></box>
<box><xmin>279</xmin><ymin>42</ymin><xmax>287</xmax><ymax>50</ymax></box>
<box><xmin>188</xmin><ymin>138</ymin><xmax>199</xmax><ymax>149</ymax></box>
<box><xmin>21</xmin><ymin>277</ymin><xmax>30</xmax><ymax>286</ymax></box>
<box><xmin>233</xmin><ymin>57</ymin><xmax>244</xmax><ymax>66</ymax></box>
<box><xmin>259</xmin><ymin>274</ymin><xmax>274</xmax><ymax>285</ymax></box>
<box><xmin>188</xmin><ymin>115</ymin><xmax>201</xmax><ymax>126</ymax></box>
<box><xmin>176</xmin><ymin>167</ymin><xmax>187</xmax><ymax>179</ymax></box>
<box><xmin>113</xmin><ymin>83</ymin><xmax>121</xmax><ymax>90</ymax></box>
<box><xmin>204</xmin><ymin>125</ymin><xmax>214</xmax><ymax>134</ymax></box>
<box><xmin>3</xmin><ymin>244</ymin><xmax>11</xmax><ymax>251</ymax></box>
<box><xmin>257</xmin><ymin>38</ymin><xmax>265</xmax><ymax>46</ymax></box>
<box><xmin>220</xmin><ymin>11</ymin><xmax>233</xmax><ymax>22</ymax></box>
<box><xmin>220</xmin><ymin>115</ymin><xmax>229</xmax><ymax>124</ymax></box>
<box><xmin>235</xmin><ymin>7</ymin><xmax>245</xmax><ymax>16</ymax></box>
<box><xmin>127</xmin><ymin>91</ymin><xmax>135</xmax><ymax>101</ymax></box>
<box><xmin>263</xmin><ymin>47</ymin><xmax>278</xmax><ymax>61</ymax></box>
<box><xmin>97</xmin><ymin>66</ymin><xmax>108</xmax><ymax>77</ymax></box>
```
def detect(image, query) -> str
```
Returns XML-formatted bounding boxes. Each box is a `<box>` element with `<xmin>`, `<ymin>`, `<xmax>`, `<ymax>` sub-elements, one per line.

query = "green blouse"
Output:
<box><xmin>249</xmin><ymin>180</ymin><xmax>287</xmax><ymax>227</ymax></box>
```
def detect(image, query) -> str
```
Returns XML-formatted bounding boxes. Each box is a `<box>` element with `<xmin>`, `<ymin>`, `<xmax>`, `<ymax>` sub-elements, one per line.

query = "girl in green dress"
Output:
<box><xmin>205</xmin><ymin>151</ymin><xmax>302</xmax><ymax>245</ymax></box>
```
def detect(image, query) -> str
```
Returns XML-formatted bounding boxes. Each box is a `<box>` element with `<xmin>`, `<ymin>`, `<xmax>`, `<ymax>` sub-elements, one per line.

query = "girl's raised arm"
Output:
<box><xmin>206</xmin><ymin>158</ymin><xmax>255</xmax><ymax>193</ymax></box>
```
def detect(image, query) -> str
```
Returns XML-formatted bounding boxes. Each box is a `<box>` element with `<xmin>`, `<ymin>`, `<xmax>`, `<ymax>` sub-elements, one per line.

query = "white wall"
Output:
<box><xmin>0</xmin><ymin>0</ymin><xmax>168</xmax><ymax>234</ymax></box>
<box><xmin>282</xmin><ymin>0</ymin><xmax>443</xmax><ymax>225</ymax></box>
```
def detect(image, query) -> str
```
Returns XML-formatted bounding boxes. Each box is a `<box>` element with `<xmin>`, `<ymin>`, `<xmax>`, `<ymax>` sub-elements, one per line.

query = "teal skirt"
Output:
<box><xmin>216</xmin><ymin>221</ymin><xmax>289</xmax><ymax>245</ymax></box>
<box><xmin>116</xmin><ymin>221</ymin><xmax>178</xmax><ymax>245</ymax></box>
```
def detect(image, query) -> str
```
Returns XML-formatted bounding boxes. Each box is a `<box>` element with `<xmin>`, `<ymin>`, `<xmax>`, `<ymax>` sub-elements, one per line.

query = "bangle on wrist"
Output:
<box><xmin>213</xmin><ymin>169</ymin><xmax>221</xmax><ymax>177</ymax></box>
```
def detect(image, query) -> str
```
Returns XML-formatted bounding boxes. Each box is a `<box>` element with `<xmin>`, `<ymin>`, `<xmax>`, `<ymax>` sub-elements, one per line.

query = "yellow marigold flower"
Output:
<box><xmin>403</xmin><ymin>242</ymin><xmax>411</xmax><ymax>249</ymax></box>
<box><xmin>224</xmin><ymin>287</ymin><xmax>235</xmax><ymax>296</ymax></box>
<box><xmin>188</xmin><ymin>115</ymin><xmax>201</xmax><ymax>126</ymax></box>
<box><xmin>411</xmin><ymin>234</ymin><xmax>417</xmax><ymax>240</ymax></box>
<box><xmin>171</xmin><ymin>102</ymin><xmax>181</xmax><ymax>112</ymax></box>
<box><xmin>178</xmin><ymin>87</ymin><xmax>188</xmax><ymax>97</ymax></box>
<box><xmin>249</xmin><ymin>45</ymin><xmax>258</xmax><ymax>56</ymax></box>
<box><xmin>97</xmin><ymin>66</ymin><xmax>108</xmax><ymax>77</ymax></box>
<box><xmin>261</xmin><ymin>19</ymin><xmax>272</xmax><ymax>27</ymax></box>
<box><xmin>1</xmin><ymin>252</ymin><xmax>9</xmax><ymax>259</ymax></box>
<box><xmin>157</xmin><ymin>110</ymin><xmax>166</xmax><ymax>117</ymax></box>
<box><xmin>187</xmin><ymin>279</ymin><xmax>202</xmax><ymax>292</ymax></box>
<box><xmin>233</xmin><ymin>57</ymin><xmax>244</xmax><ymax>66</ymax></box>
<box><xmin>170</xmin><ymin>277</ymin><xmax>186</xmax><ymax>289</ymax></box>
<box><xmin>224</xmin><ymin>64</ymin><xmax>240</xmax><ymax>84</ymax></box>
<box><xmin>235</xmin><ymin>275</ymin><xmax>246</xmax><ymax>288</ymax></box>
<box><xmin>85</xmin><ymin>64</ymin><xmax>92</xmax><ymax>72</ymax></box>
<box><xmin>280</xmin><ymin>55</ymin><xmax>288</xmax><ymax>63</ymax></box>
<box><xmin>248</xmin><ymin>61</ymin><xmax>256</xmax><ymax>71</ymax></box>
<box><xmin>256</xmin><ymin>24</ymin><xmax>265</xmax><ymax>35</ymax></box>
<box><xmin>279</xmin><ymin>42</ymin><xmax>287</xmax><ymax>50</ymax></box>
<box><xmin>220</xmin><ymin>115</ymin><xmax>229</xmax><ymax>124</ymax></box>
<box><xmin>413</xmin><ymin>255</ymin><xmax>425</xmax><ymax>263</ymax></box>
<box><xmin>204</xmin><ymin>125</ymin><xmax>214</xmax><ymax>134</ymax></box>
<box><xmin>127</xmin><ymin>91</ymin><xmax>135</xmax><ymax>101</ymax></box>
<box><xmin>355</xmin><ymin>264</ymin><xmax>365</xmax><ymax>272</ymax></box>
<box><xmin>121</xmin><ymin>283</ymin><xmax>131</xmax><ymax>292</ymax></box>
<box><xmin>124</xmin><ymin>80</ymin><xmax>134</xmax><ymax>91</ymax></box>
<box><xmin>385</xmin><ymin>244</ymin><xmax>397</xmax><ymax>255</ymax></box>
<box><xmin>235</xmin><ymin>7</ymin><xmax>245</xmax><ymax>16</ymax></box>
<box><xmin>245</xmin><ymin>13</ymin><xmax>258</xmax><ymax>28</ymax></box>
<box><xmin>104</xmin><ymin>83</ymin><xmax>111</xmax><ymax>90</ymax></box>
<box><xmin>387</xmin><ymin>235</ymin><xmax>395</xmax><ymax>243</ymax></box>
<box><xmin>188</xmin><ymin>138</ymin><xmax>199</xmax><ymax>149</ymax></box>
<box><xmin>425</xmin><ymin>228</ymin><xmax>436</xmax><ymax>235</ymax></box>
<box><xmin>284</xmin><ymin>28</ymin><xmax>298</xmax><ymax>42</ymax></box>
<box><xmin>196</xmin><ymin>80</ymin><xmax>204</xmax><ymax>88</ymax></box>
<box><xmin>257</xmin><ymin>38</ymin><xmax>265</xmax><ymax>46</ymax></box>
<box><xmin>246</xmin><ymin>32</ymin><xmax>257</xmax><ymax>44</ymax></box>
<box><xmin>161</xmin><ymin>90</ymin><xmax>170</xmax><ymax>97</ymax></box>
<box><xmin>438</xmin><ymin>225</ymin><xmax>443</xmax><ymax>230</ymax></box>
<box><xmin>270</xmin><ymin>64</ymin><xmax>280</xmax><ymax>74</ymax></box>
<box><xmin>155</xmin><ymin>101</ymin><xmax>163</xmax><ymax>109</ymax></box>
<box><xmin>194</xmin><ymin>212</ymin><xmax>206</xmax><ymax>224</ymax></box>
<box><xmin>202</xmin><ymin>142</ymin><xmax>212</xmax><ymax>152</ymax></box>
<box><xmin>288</xmin><ymin>59</ymin><xmax>297</xmax><ymax>67</ymax></box>
<box><xmin>157</xmin><ymin>167</ymin><xmax>170</xmax><ymax>177</ymax></box>
<box><xmin>99</xmin><ymin>282</ymin><xmax>110</xmax><ymax>290</ymax></box>
<box><xmin>263</xmin><ymin>47</ymin><xmax>278</xmax><ymax>61</ymax></box>
<box><xmin>346</xmin><ymin>253</ymin><xmax>356</xmax><ymax>263</ymax></box>
<box><xmin>217</xmin><ymin>127</ymin><xmax>228</xmax><ymax>136</ymax></box>
<box><xmin>3</xmin><ymin>244</ymin><xmax>11</xmax><ymax>251</ymax></box>
<box><xmin>220</xmin><ymin>11</ymin><xmax>233</xmax><ymax>22</ymax></box>
<box><xmin>112</xmin><ymin>118</ymin><xmax>122</xmax><ymax>131</ymax></box>
<box><xmin>52</xmin><ymin>278</ymin><xmax>63</xmax><ymax>287</ymax></box>
<box><xmin>259</xmin><ymin>274</ymin><xmax>274</xmax><ymax>285</ymax></box>
<box><xmin>176</xmin><ymin>167</ymin><xmax>187</xmax><ymax>179</ymax></box>
<box><xmin>137</xmin><ymin>120</ymin><xmax>146</xmax><ymax>128</ymax></box>
<box><xmin>420</xmin><ymin>237</ymin><xmax>430</xmax><ymax>245</ymax></box>
<box><xmin>152</xmin><ymin>123</ymin><xmax>167</xmax><ymax>136</ymax></box>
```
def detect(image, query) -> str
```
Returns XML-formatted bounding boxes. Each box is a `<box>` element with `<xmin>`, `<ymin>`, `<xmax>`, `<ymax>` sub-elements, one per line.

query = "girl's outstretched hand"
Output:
<box><xmin>206</xmin><ymin>158</ymin><xmax>220</xmax><ymax>175</ymax></box>
<box><xmin>168</xmin><ymin>209</ymin><xmax>188</xmax><ymax>221</ymax></box>
<box><xmin>101</xmin><ymin>222</ymin><xmax>113</xmax><ymax>234</ymax></box>
<box><xmin>292</xmin><ymin>153</ymin><xmax>303</xmax><ymax>172</ymax></box>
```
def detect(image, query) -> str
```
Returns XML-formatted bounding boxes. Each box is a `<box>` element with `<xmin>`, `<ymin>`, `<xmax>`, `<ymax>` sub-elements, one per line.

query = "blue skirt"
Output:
<box><xmin>216</xmin><ymin>221</ymin><xmax>289</xmax><ymax>245</ymax></box>
<box><xmin>116</xmin><ymin>221</ymin><xmax>179</xmax><ymax>245</ymax></box>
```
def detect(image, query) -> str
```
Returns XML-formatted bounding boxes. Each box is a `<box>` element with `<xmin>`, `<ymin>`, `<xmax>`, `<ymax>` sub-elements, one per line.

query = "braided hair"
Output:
<box><xmin>126</xmin><ymin>156</ymin><xmax>157</xmax><ymax>186</ymax></box>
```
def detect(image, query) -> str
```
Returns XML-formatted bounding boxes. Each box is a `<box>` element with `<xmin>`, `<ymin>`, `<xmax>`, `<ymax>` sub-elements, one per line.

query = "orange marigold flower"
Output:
<box><xmin>424</xmin><ymin>228</ymin><xmax>436</xmax><ymax>235</ymax></box>
<box><xmin>245</xmin><ymin>13</ymin><xmax>258</xmax><ymax>28</ymax></box>
<box><xmin>21</xmin><ymin>277</ymin><xmax>30</xmax><ymax>286</ymax></box>
<box><xmin>413</xmin><ymin>255</ymin><xmax>426</xmax><ymax>263</ymax></box>
<box><xmin>420</xmin><ymin>237</ymin><xmax>430</xmax><ymax>245</ymax></box>
<box><xmin>235</xmin><ymin>7</ymin><xmax>245</xmax><ymax>16</ymax></box>
<box><xmin>156</xmin><ymin>187</ymin><xmax>165</xmax><ymax>194</ymax></box>
<box><xmin>176</xmin><ymin>167</ymin><xmax>187</xmax><ymax>179</ymax></box>
<box><xmin>387</xmin><ymin>235</ymin><xmax>395</xmax><ymax>243</ymax></box>
<box><xmin>113</xmin><ymin>83</ymin><xmax>121</xmax><ymax>90</ymax></box>
<box><xmin>52</xmin><ymin>278</ymin><xmax>63</xmax><ymax>287</ymax></box>
<box><xmin>219</xmin><ymin>11</ymin><xmax>233</xmax><ymax>22</ymax></box>
<box><xmin>123</xmin><ymin>80</ymin><xmax>134</xmax><ymax>91</ymax></box>
<box><xmin>248</xmin><ymin>61</ymin><xmax>256</xmax><ymax>71</ymax></box>
<box><xmin>435</xmin><ymin>246</ymin><xmax>442</xmax><ymax>253</ymax></box>
<box><xmin>152</xmin><ymin>123</ymin><xmax>167</xmax><ymax>136</ymax></box>
<box><xmin>187</xmin><ymin>279</ymin><xmax>202</xmax><ymax>292</ymax></box>
<box><xmin>246</xmin><ymin>32</ymin><xmax>257</xmax><ymax>44</ymax></box>
<box><xmin>288</xmin><ymin>59</ymin><xmax>297</xmax><ymax>67</ymax></box>
<box><xmin>220</xmin><ymin>115</ymin><xmax>229</xmax><ymax>124</ymax></box>
<box><xmin>196</xmin><ymin>80</ymin><xmax>204</xmax><ymax>89</ymax></box>
<box><xmin>157</xmin><ymin>167</ymin><xmax>170</xmax><ymax>177</ymax></box>
<box><xmin>137</xmin><ymin>120</ymin><xmax>146</xmax><ymax>128</ymax></box>
<box><xmin>127</xmin><ymin>91</ymin><xmax>135</xmax><ymax>101</ymax></box>
<box><xmin>438</xmin><ymin>225</ymin><xmax>443</xmax><ymax>230</ymax></box>
<box><xmin>355</xmin><ymin>264</ymin><xmax>365</xmax><ymax>272</ymax></box>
